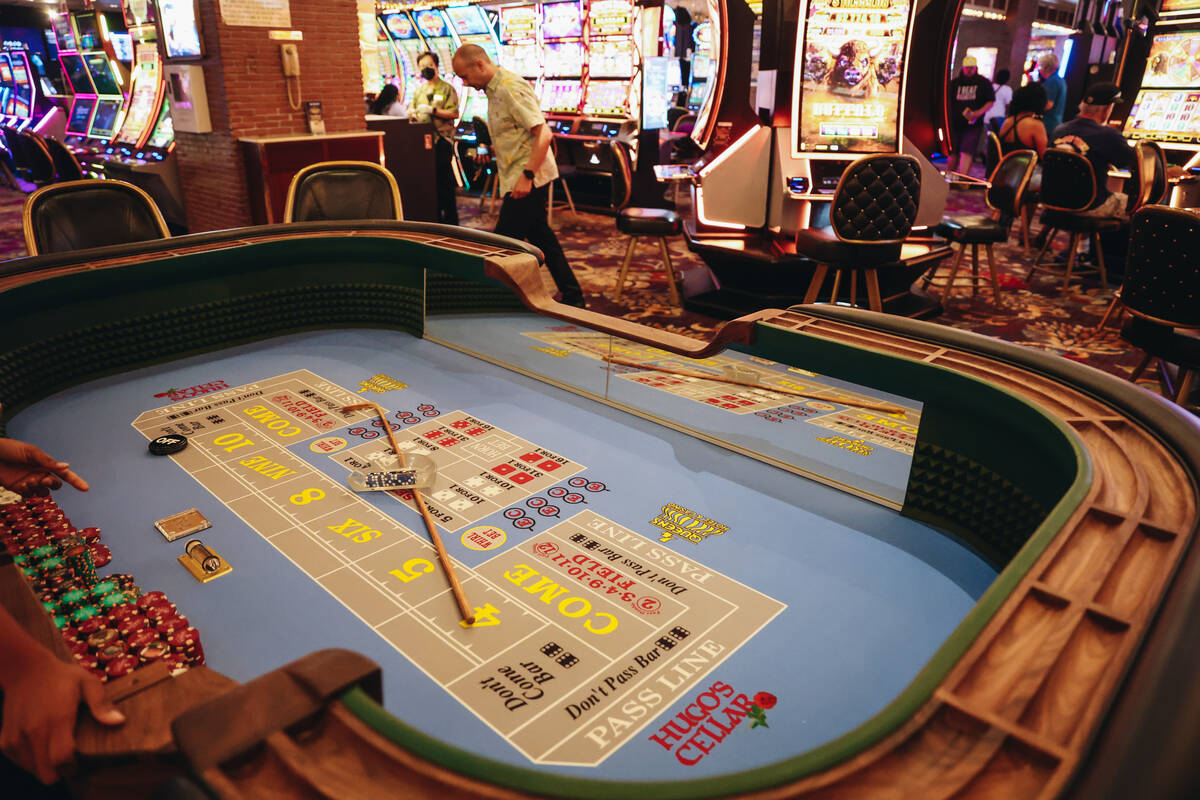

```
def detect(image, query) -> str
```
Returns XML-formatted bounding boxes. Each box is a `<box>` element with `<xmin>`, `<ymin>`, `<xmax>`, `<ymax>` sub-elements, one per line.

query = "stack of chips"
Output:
<box><xmin>1</xmin><ymin>496</ymin><xmax>205</xmax><ymax>682</ymax></box>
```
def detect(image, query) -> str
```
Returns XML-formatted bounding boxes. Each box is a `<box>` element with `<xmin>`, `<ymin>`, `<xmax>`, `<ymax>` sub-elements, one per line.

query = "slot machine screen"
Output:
<box><xmin>88</xmin><ymin>98</ymin><xmax>121</xmax><ymax>139</ymax></box>
<box><xmin>588</xmin><ymin>40</ymin><xmax>634</xmax><ymax>79</ymax></box>
<box><xmin>541</xmin><ymin>80</ymin><xmax>583</xmax><ymax>113</ymax></box>
<box><xmin>52</xmin><ymin>16</ymin><xmax>76</xmax><ymax>52</ymax></box>
<box><xmin>414</xmin><ymin>9</ymin><xmax>449</xmax><ymax>40</ymax></box>
<box><xmin>667</xmin><ymin>58</ymin><xmax>683</xmax><ymax>91</ymax></box>
<box><xmin>543</xmin><ymin>2</ymin><xmax>584</xmax><ymax>38</ymax></box>
<box><xmin>73</xmin><ymin>14</ymin><xmax>100</xmax><ymax>51</ymax></box>
<box><xmin>502</xmin><ymin>43</ymin><xmax>541</xmax><ymax>78</ymax></box>
<box><xmin>692</xmin><ymin>23</ymin><xmax>713</xmax><ymax>79</ymax></box>
<box><xmin>588</xmin><ymin>0</ymin><xmax>634</xmax><ymax>37</ymax></box>
<box><xmin>376</xmin><ymin>41</ymin><xmax>397</xmax><ymax>79</ymax></box>
<box><xmin>1142</xmin><ymin>29</ymin><xmax>1200</xmax><ymax>88</ymax></box>
<box><xmin>793</xmin><ymin>0</ymin><xmax>915</xmax><ymax>156</ymax></box>
<box><xmin>11</xmin><ymin>56</ymin><xmax>29</xmax><ymax>94</ymax></box>
<box><xmin>461</xmin><ymin>92</ymin><xmax>488</xmax><ymax>123</ymax></box>
<box><xmin>84</xmin><ymin>53</ymin><xmax>121</xmax><ymax>96</ymax></box>
<box><xmin>1123</xmin><ymin>88</ymin><xmax>1200</xmax><ymax>142</ymax></box>
<box><xmin>111</xmin><ymin>33</ymin><xmax>134</xmax><ymax>63</ymax></box>
<box><xmin>155</xmin><ymin>0</ymin><xmax>203</xmax><ymax>59</ymax></box>
<box><xmin>445</xmin><ymin>5</ymin><xmax>492</xmax><ymax>36</ymax></box>
<box><xmin>382</xmin><ymin>12</ymin><xmax>418</xmax><ymax>40</ymax></box>
<box><xmin>0</xmin><ymin>56</ymin><xmax>12</xmax><ymax>84</ymax></box>
<box><xmin>641</xmin><ymin>57</ymin><xmax>671</xmax><ymax>130</ymax></box>
<box><xmin>582</xmin><ymin>80</ymin><xmax>627</xmax><ymax>116</ymax></box>
<box><xmin>61</xmin><ymin>53</ymin><xmax>95</xmax><ymax>94</ymax></box>
<box><xmin>66</xmin><ymin>97</ymin><xmax>96</xmax><ymax>135</ymax></box>
<box><xmin>126</xmin><ymin>0</ymin><xmax>157</xmax><ymax>27</ymax></box>
<box><xmin>687</xmin><ymin>79</ymin><xmax>707</xmax><ymax>110</ymax></box>
<box><xmin>1161</xmin><ymin>0</ymin><xmax>1200</xmax><ymax>11</ymax></box>
<box><xmin>147</xmin><ymin>102</ymin><xmax>173</xmax><ymax>149</ymax></box>
<box><xmin>500</xmin><ymin>5</ymin><xmax>539</xmax><ymax>42</ymax></box>
<box><xmin>544</xmin><ymin>42</ymin><xmax>584</xmax><ymax>77</ymax></box>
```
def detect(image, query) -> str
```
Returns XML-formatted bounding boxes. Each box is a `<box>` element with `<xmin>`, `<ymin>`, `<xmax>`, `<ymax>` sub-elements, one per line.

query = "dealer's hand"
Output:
<box><xmin>0</xmin><ymin>428</ymin><xmax>88</xmax><ymax>498</ymax></box>
<box><xmin>512</xmin><ymin>173</ymin><xmax>533</xmax><ymax>199</ymax></box>
<box><xmin>416</xmin><ymin>103</ymin><xmax>433</xmax><ymax>116</ymax></box>
<box><xmin>0</xmin><ymin>651</ymin><xmax>124</xmax><ymax>784</ymax></box>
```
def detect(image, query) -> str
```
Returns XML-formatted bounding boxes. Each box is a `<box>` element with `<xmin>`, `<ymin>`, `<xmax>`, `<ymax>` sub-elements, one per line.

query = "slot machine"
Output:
<box><xmin>8</xmin><ymin>52</ymin><xmax>37</xmax><ymax>130</ymax></box>
<box><xmin>1115</xmin><ymin>1</ymin><xmax>1200</xmax><ymax>205</ymax></box>
<box><xmin>499</xmin><ymin>5</ymin><xmax>541</xmax><ymax>86</ymax></box>
<box><xmin>688</xmin><ymin>21</ymin><xmax>714</xmax><ymax>112</ymax></box>
<box><xmin>540</xmin><ymin>1</ymin><xmax>586</xmax><ymax>133</ymax></box>
<box><xmin>379</xmin><ymin>10</ymin><xmax>428</xmax><ymax>106</ymax></box>
<box><xmin>0</xmin><ymin>54</ymin><xmax>14</xmax><ymax>127</ymax></box>
<box><xmin>672</xmin><ymin>0</ymin><xmax>959</xmax><ymax>319</ymax></box>
<box><xmin>443</xmin><ymin>4</ymin><xmax>500</xmax><ymax>119</ymax></box>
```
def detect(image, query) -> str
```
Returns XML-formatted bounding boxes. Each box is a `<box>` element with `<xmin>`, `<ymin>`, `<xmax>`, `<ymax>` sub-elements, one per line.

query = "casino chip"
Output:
<box><xmin>149</xmin><ymin>434</ymin><xmax>188</xmax><ymax>456</ymax></box>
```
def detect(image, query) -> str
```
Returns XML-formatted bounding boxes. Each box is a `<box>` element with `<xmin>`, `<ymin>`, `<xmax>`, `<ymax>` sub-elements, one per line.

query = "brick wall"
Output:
<box><xmin>175</xmin><ymin>0</ymin><xmax>367</xmax><ymax>232</ymax></box>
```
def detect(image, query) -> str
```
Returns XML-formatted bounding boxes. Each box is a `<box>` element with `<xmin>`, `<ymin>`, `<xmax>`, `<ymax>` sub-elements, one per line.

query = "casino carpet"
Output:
<box><xmin>0</xmin><ymin>183</ymin><xmax>1152</xmax><ymax>386</ymax></box>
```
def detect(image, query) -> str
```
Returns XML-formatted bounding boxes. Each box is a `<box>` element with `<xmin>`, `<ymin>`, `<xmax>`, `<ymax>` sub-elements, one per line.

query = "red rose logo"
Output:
<box><xmin>753</xmin><ymin>692</ymin><xmax>777</xmax><ymax>710</ymax></box>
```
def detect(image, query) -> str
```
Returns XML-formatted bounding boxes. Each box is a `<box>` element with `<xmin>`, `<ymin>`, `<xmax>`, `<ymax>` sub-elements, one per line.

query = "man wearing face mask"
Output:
<box><xmin>410</xmin><ymin>51</ymin><xmax>461</xmax><ymax>225</ymax></box>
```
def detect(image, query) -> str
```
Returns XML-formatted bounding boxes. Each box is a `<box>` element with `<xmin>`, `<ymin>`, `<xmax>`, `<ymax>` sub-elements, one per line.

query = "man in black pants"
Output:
<box><xmin>409</xmin><ymin>51</ymin><xmax>460</xmax><ymax>226</ymax></box>
<box><xmin>452</xmin><ymin>44</ymin><xmax>585</xmax><ymax>307</ymax></box>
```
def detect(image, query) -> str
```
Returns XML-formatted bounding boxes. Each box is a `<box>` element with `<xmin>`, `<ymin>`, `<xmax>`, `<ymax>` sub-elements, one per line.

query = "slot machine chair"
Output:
<box><xmin>3</xmin><ymin>126</ymin><xmax>54</xmax><ymax>188</ymax></box>
<box><xmin>1027</xmin><ymin>149</ymin><xmax>1119</xmax><ymax>293</ymax></box>
<box><xmin>547</xmin><ymin>137</ymin><xmax>576</xmax><ymax>226</ymax></box>
<box><xmin>1117</xmin><ymin>205</ymin><xmax>1200</xmax><ymax>407</ymax></box>
<box><xmin>610</xmin><ymin>140</ymin><xmax>684</xmax><ymax>307</ymax></box>
<box><xmin>284</xmin><ymin>161</ymin><xmax>403</xmax><ymax>224</ymax></box>
<box><xmin>984</xmin><ymin>131</ymin><xmax>1002</xmax><ymax>177</ymax></box>
<box><xmin>39</xmin><ymin>135</ymin><xmax>84</xmax><ymax>182</ymax></box>
<box><xmin>23</xmin><ymin>179</ymin><xmax>170</xmax><ymax>256</ymax></box>
<box><xmin>1097</xmin><ymin>141</ymin><xmax>1173</xmax><ymax>331</ymax></box>
<box><xmin>797</xmin><ymin>154</ymin><xmax>922</xmax><ymax>313</ymax></box>
<box><xmin>927</xmin><ymin>149</ymin><xmax>1037</xmax><ymax>304</ymax></box>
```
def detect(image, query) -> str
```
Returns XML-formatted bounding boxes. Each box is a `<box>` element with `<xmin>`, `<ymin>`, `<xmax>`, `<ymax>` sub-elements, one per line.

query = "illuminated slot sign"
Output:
<box><xmin>500</xmin><ymin>5</ymin><xmax>539</xmax><ymax>42</ymax></box>
<box><xmin>588</xmin><ymin>39</ymin><xmax>634</xmax><ymax>78</ymax></box>
<box><xmin>793</xmin><ymin>0</ymin><xmax>915</xmax><ymax>157</ymax></box>
<box><xmin>1161</xmin><ymin>0</ymin><xmax>1200</xmax><ymax>13</ymax></box>
<box><xmin>382</xmin><ymin>12</ymin><xmax>419</xmax><ymax>40</ymax></box>
<box><xmin>543</xmin><ymin>1</ymin><xmax>584</xmax><ymax>39</ymax></box>
<box><xmin>541</xmin><ymin>79</ymin><xmax>583</xmax><ymax>112</ymax></box>
<box><xmin>588</xmin><ymin>0</ymin><xmax>634</xmax><ymax>37</ymax></box>
<box><xmin>1123</xmin><ymin>88</ymin><xmax>1200</xmax><ymax>142</ymax></box>
<box><xmin>445</xmin><ymin>5</ymin><xmax>491</xmax><ymax>36</ymax></box>
<box><xmin>414</xmin><ymin>9</ymin><xmax>449</xmax><ymax>40</ymax></box>
<box><xmin>544</xmin><ymin>41</ymin><xmax>584</xmax><ymax>77</ymax></box>
<box><xmin>582</xmin><ymin>79</ymin><xmax>627</xmax><ymax>116</ymax></box>
<box><xmin>1140</xmin><ymin>29</ymin><xmax>1200</xmax><ymax>89</ymax></box>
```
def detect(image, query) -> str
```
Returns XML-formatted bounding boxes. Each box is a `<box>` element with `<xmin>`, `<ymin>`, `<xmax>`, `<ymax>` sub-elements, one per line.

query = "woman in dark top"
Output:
<box><xmin>998</xmin><ymin>83</ymin><xmax>1048</xmax><ymax>156</ymax></box>
<box><xmin>369</xmin><ymin>84</ymin><xmax>405</xmax><ymax>117</ymax></box>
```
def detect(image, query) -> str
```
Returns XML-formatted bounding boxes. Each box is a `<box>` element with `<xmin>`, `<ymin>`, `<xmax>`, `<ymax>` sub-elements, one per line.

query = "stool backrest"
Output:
<box><xmin>829</xmin><ymin>153</ymin><xmax>921</xmax><ymax>244</ymax></box>
<box><xmin>609</xmin><ymin>140</ymin><xmax>633</xmax><ymax>211</ymax></box>
<box><xmin>284</xmin><ymin>160</ymin><xmax>402</xmax><ymax>223</ymax></box>
<box><xmin>1132</xmin><ymin>141</ymin><xmax>1168</xmax><ymax>211</ymax></box>
<box><xmin>1039</xmin><ymin>148</ymin><xmax>1096</xmax><ymax>212</ymax></box>
<box><xmin>40</xmin><ymin>135</ymin><xmax>84</xmax><ymax>182</ymax></box>
<box><xmin>7</xmin><ymin>127</ymin><xmax>54</xmax><ymax>184</ymax></box>
<box><xmin>24</xmin><ymin>179</ymin><xmax>170</xmax><ymax>256</ymax></box>
<box><xmin>1122</xmin><ymin>205</ymin><xmax>1200</xmax><ymax>329</ymax></box>
<box><xmin>985</xmin><ymin>149</ymin><xmax>1036</xmax><ymax>221</ymax></box>
<box><xmin>984</xmin><ymin>131</ymin><xmax>1002</xmax><ymax>176</ymax></box>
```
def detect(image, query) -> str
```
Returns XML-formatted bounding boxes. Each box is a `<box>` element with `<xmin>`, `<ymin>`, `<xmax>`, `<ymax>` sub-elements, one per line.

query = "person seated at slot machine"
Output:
<box><xmin>369</xmin><ymin>84</ymin><xmax>407</xmax><ymax>117</ymax></box>
<box><xmin>410</xmin><ymin>51</ymin><xmax>461</xmax><ymax>226</ymax></box>
<box><xmin>948</xmin><ymin>56</ymin><xmax>995</xmax><ymax>175</ymax></box>
<box><xmin>998</xmin><ymin>83</ymin><xmax>1048</xmax><ymax>157</ymax></box>
<box><xmin>0</xmin><ymin>431</ymin><xmax>121</xmax><ymax>789</ymax></box>
<box><xmin>1050</xmin><ymin>82</ymin><xmax>1135</xmax><ymax>219</ymax></box>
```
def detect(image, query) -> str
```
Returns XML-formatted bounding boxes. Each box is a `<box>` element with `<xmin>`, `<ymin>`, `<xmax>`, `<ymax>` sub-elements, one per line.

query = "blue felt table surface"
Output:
<box><xmin>9</xmin><ymin>329</ymin><xmax>995</xmax><ymax>783</ymax></box>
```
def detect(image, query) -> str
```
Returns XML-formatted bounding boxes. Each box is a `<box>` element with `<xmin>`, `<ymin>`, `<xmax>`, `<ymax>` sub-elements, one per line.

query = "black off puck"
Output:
<box><xmin>149</xmin><ymin>434</ymin><xmax>188</xmax><ymax>456</ymax></box>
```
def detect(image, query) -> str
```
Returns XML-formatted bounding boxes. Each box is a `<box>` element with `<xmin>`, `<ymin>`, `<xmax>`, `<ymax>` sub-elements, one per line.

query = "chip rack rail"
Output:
<box><xmin>0</xmin><ymin>220</ymin><xmax>1196</xmax><ymax>799</ymax></box>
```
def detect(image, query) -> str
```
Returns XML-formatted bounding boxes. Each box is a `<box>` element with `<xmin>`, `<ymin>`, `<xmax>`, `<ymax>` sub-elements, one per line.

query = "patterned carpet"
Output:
<box><xmin>0</xmin><ymin>181</ymin><xmax>1150</xmax><ymax>388</ymax></box>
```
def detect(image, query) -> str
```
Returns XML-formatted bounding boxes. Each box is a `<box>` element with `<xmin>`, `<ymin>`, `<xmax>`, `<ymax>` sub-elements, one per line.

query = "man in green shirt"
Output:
<box><xmin>452</xmin><ymin>44</ymin><xmax>584</xmax><ymax>307</ymax></box>
<box><xmin>410</xmin><ymin>51</ymin><xmax>460</xmax><ymax>225</ymax></box>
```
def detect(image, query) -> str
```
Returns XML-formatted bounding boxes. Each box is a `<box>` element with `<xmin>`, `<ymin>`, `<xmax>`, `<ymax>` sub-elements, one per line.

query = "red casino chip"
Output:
<box><xmin>126</xmin><ymin>628</ymin><xmax>161</xmax><ymax>650</ymax></box>
<box><xmin>108</xmin><ymin>603</ymin><xmax>141</xmax><ymax>622</ymax></box>
<box><xmin>136</xmin><ymin>591</ymin><xmax>168</xmax><ymax>610</ymax></box>
<box><xmin>138</xmin><ymin>642</ymin><xmax>171</xmax><ymax>664</ymax></box>
<box><xmin>105</xmin><ymin>654</ymin><xmax>140</xmax><ymax>679</ymax></box>
<box><xmin>89</xmin><ymin>543</ymin><xmax>112</xmax><ymax>568</ymax></box>
<box><xmin>79</xmin><ymin>527</ymin><xmax>101</xmax><ymax>541</ymax></box>
<box><xmin>145</xmin><ymin>603</ymin><xmax>178</xmax><ymax>624</ymax></box>
<box><xmin>116</xmin><ymin>615</ymin><xmax>149</xmax><ymax>637</ymax></box>
<box><xmin>167</xmin><ymin>627</ymin><xmax>200</xmax><ymax>653</ymax></box>
<box><xmin>76</xmin><ymin>616</ymin><xmax>107</xmax><ymax>636</ymax></box>
<box><xmin>155</xmin><ymin>614</ymin><xmax>189</xmax><ymax>635</ymax></box>
<box><xmin>96</xmin><ymin>642</ymin><xmax>129</xmax><ymax>663</ymax></box>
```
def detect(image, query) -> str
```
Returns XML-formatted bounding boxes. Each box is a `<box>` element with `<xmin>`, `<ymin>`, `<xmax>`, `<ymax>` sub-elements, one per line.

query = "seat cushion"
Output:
<box><xmin>795</xmin><ymin>226</ymin><xmax>902</xmax><ymax>265</ymax></box>
<box><xmin>936</xmin><ymin>217</ymin><xmax>1009</xmax><ymax>244</ymax></box>
<box><xmin>1120</xmin><ymin>318</ymin><xmax>1200</xmax><ymax>370</ymax></box>
<box><xmin>1041</xmin><ymin>209</ymin><xmax>1123</xmax><ymax>232</ymax></box>
<box><xmin>617</xmin><ymin>207</ymin><xmax>682</xmax><ymax>236</ymax></box>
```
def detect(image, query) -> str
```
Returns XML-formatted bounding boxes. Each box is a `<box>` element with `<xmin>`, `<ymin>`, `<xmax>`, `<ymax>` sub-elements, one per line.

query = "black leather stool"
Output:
<box><xmin>614</xmin><ymin>207</ymin><xmax>684</xmax><ymax>306</ymax></box>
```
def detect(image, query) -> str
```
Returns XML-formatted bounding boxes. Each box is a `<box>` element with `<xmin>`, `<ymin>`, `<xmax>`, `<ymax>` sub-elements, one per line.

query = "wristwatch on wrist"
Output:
<box><xmin>522</xmin><ymin>169</ymin><xmax>535</xmax><ymax>180</ymax></box>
